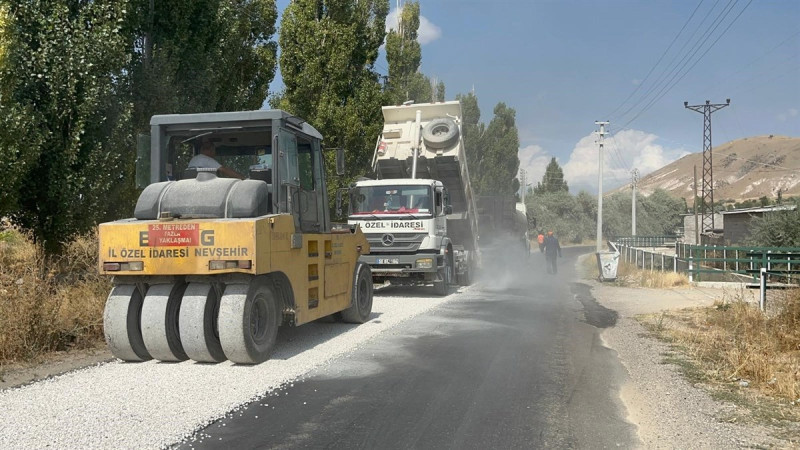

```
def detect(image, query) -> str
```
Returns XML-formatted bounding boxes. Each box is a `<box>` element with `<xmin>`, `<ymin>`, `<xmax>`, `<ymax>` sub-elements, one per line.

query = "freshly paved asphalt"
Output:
<box><xmin>182</xmin><ymin>247</ymin><xmax>637</xmax><ymax>449</ymax></box>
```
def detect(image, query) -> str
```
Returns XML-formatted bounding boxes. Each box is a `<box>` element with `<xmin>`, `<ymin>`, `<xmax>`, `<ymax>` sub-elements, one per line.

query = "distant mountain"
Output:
<box><xmin>614</xmin><ymin>135</ymin><xmax>800</xmax><ymax>205</ymax></box>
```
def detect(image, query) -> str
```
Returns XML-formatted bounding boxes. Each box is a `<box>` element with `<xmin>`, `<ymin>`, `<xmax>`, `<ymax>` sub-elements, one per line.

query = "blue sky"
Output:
<box><xmin>272</xmin><ymin>0</ymin><xmax>800</xmax><ymax>194</ymax></box>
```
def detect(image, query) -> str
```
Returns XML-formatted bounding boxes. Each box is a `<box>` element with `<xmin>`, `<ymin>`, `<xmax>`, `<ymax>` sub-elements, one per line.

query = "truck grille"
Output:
<box><xmin>365</xmin><ymin>233</ymin><xmax>427</xmax><ymax>253</ymax></box>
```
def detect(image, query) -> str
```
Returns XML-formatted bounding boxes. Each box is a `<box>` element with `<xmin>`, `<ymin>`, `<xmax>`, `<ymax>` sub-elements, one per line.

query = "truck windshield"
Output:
<box><xmin>350</xmin><ymin>185</ymin><xmax>433</xmax><ymax>216</ymax></box>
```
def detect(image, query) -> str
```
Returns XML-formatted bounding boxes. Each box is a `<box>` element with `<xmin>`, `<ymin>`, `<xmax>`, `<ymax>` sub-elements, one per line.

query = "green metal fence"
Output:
<box><xmin>614</xmin><ymin>239</ymin><xmax>800</xmax><ymax>284</ymax></box>
<box><xmin>676</xmin><ymin>244</ymin><xmax>800</xmax><ymax>282</ymax></box>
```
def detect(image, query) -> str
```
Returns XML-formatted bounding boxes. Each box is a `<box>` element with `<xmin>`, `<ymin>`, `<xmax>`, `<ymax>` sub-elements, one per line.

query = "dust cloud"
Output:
<box><xmin>475</xmin><ymin>237</ymin><xmax>561</xmax><ymax>292</ymax></box>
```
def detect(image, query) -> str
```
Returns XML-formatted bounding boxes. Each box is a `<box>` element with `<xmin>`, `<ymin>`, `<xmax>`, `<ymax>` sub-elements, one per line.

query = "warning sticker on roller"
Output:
<box><xmin>146</xmin><ymin>223</ymin><xmax>199</xmax><ymax>247</ymax></box>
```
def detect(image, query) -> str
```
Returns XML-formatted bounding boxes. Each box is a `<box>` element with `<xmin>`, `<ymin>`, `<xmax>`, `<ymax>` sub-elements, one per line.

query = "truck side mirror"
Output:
<box><xmin>135</xmin><ymin>133</ymin><xmax>151</xmax><ymax>189</ymax></box>
<box><xmin>336</xmin><ymin>148</ymin><xmax>346</xmax><ymax>176</ymax></box>
<box><xmin>444</xmin><ymin>205</ymin><xmax>453</xmax><ymax>215</ymax></box>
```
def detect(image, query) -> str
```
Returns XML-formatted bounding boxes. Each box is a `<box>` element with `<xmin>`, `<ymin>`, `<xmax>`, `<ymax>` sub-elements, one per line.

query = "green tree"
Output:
<box><xmin>129</xmin><ymin>0</ymin><xmax>278</xmax><ymax>129</ymax></box>
<box><xmin>526</xmin><ymin>188</ymin><xmax>685</xmax><ymax>243</ymax></box>
<box><xmin>434</xmin><ymin>79</ymin><xmax>445</xmax><ymax>102</ymax></box>
<box><xmin>601</xmin><ymin>189</ymin><xmax>685</xmax><ymax>238</ymax></box>
<box><xmin>456</xmin><ymin>94</ymin><xmax>521</xmax><ymax>195</ymax></box>
<box><xmin>457</xmin><ymin>91</ymin><xmax>484</xmax><ymax>185</ymax></box>
<box><xmin>473</xmin><ymin>102</ymin><xmax>520</xmax><ymax>194</ymax></box>
<box><xmin>0</xmin><ymin>1</ymin><xmax>280</xmax><ymax>251</ymax></box>
<box><xmin>275</xmin><ymin>0</ymin><xmax>389</xmax><ymax>206</ymax></box>
<box><xmin>122</xmin><ymin>0</ymin><xmax>279</xmax><ymax>221</ymax></box>
<box><xmin>748</xmin><ymin>209</ymin><xmax>800</xmax><ymax>247</ymax></box>
<box><xmin>384</xmin><ymin>1</ymin><xmax>434</xmax><ymax>104</ymax></box>
<box><xmin>0</xmin><ymin>1</ymin><xmax>132</xmax><ymax>253</ymax></box>
<box><xmin>534</xmin><ymin>157</ymin><xmax>568</xmax><ymax>194</ymax></box>
<box><xmin>526</xmin><ymin>190</ymin><xmax>595</xmax><ymax>243</ymax></box>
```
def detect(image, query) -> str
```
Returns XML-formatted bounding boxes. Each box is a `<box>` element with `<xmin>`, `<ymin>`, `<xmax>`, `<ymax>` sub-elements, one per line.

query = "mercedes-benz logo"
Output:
<box><xmin>381</xmin><ymin>234</ymin><xmax>395</xmax><ymax>246</ymax></box>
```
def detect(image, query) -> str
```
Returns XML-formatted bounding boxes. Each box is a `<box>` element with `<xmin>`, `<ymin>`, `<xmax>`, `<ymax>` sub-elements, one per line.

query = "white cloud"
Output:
<box><xmin>518</xmin><ymin>144</ymin><xmax>551</xmax><ymax>192</ymax></box>
<box><xmin>385</xmin><ymin>7</ymin><xmax>442</xmax><ymax>45</ymax></box>
<box><xmin>561</xmin><ymin>129</ymin><xmax>688</xmax><ymax>194</ymax></box>
<box><xmin>417</xmin><ymin>16</ymin><xmax>442</xmax><ymax>44</ymax></box>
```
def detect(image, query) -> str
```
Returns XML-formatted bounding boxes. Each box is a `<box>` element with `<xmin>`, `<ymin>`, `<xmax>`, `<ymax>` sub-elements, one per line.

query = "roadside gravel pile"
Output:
<box><xmin>0</xmin><ymin>287</ymin><xmax>465</xmax><ymax>449</ymax></box>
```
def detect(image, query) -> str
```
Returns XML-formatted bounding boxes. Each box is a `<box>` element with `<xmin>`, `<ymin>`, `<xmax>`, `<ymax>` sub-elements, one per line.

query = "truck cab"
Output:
<box><xmin>348</xmin><ymin>178</ymin><xmax>453</xmax><ymax>294</ymax></box>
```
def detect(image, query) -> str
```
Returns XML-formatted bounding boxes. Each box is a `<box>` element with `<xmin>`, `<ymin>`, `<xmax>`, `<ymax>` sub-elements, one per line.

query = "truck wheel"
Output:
<box><xmin>179</xmin><ymin>283</ymin><xmax>226</xmax><ymax>363</ymax></box>
<box><xmin>422</xmin><ymin>118</ymin><xmax>459</xmax><ymax>149</ymax></box>
<box><xmin>340</xmin><ymin>263</ymin><xmax>373</xmax><ymax>323</ymax></box>
<box><xmin>141</xmin><ymin>282</ymin><xmax>189</xmax><ymax>362</ymax></box>
<box><xmin>104</xmin><ymin>284</ymin><xmax>152</xmax><ymax>362</ymax></box>
<box><xmin>218</xmin><ymin>282</ymin><xmax>280</xmax><ymax>364</ymax></box>
<box><xmin>434</xmin><ymin>258</ymin><xmax>452</xmax><ymax>296</ymax></box>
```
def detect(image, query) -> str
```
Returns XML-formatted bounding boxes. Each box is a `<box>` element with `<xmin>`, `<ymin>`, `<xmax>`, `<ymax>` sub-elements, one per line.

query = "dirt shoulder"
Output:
<box><xmin>588</xmin><ymin>281</ymin><xmax>794</xmax><ymax>448</ymax></box>
<box><xmin>0</xmin><ymin>343</ymin><xmax>111</xmax><ymax>391</ymax></box>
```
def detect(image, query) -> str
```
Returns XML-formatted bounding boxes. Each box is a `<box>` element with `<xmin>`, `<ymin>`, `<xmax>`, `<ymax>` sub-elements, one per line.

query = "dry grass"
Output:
<box><xmin>581</xmin><ymin>252</ymin><xmax>689</xmax><ymax>288</ymax></box>
<box><xmin>642</xmin><ymin>289</ymin><xmax>800</xmax><ymax>405</ymax></box>
<box><xmin>0</xmin><ymin>224</ymin><xmax>109</xmax><ymax>364</ymax></box>
<box><xmin>615</xmin><ymin>259</ymin><xmax>689</xmax><ymax>288</ymax></box>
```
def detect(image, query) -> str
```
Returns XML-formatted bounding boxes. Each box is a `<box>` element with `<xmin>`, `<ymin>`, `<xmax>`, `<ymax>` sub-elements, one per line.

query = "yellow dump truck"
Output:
<box><xmin>98</xmin><ymin>110</ymin><xmax>372</xmax><ymax>364</ymax></box>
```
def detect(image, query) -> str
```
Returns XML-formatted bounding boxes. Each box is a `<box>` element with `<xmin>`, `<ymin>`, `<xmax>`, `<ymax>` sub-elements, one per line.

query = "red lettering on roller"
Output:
<box><xmin>147</xmin><ymin>224</ymin><xmax>199</xmax><ymax>247</ymax></box>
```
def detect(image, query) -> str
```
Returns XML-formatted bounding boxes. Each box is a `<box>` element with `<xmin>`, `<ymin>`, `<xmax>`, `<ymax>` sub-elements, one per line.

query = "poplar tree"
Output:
<box><xmin>276</xmin><ymin>0</ymin><xmax>389</xmax><ymax>191</ymax></box>
<box><xmin>129</xmin><ymin>0</ymin><xmax>278</xmax><ymax>130</ymax></box>
<box><xmin>475</xmin><ymin>103</ymin><xmax>520</xmax><ymax>194</ymax></box>
<box><xmin>457</xmin><ymin>91</ymin><xmax>485</xmax><ymax>191</ymax></box>
<box><xmin>0</xmin><ymin>1</ymin><xmax>132</xmax><ymax>252</ymax></box>
<box><xmin>384</xmin><ymin>1</ymin><xmax>432</xmax><ymax>104</ymax></box>
<box><xmin>458</xmin><ymin>95</ymin><xmax>520</xmax><ymax>195</ymax></box>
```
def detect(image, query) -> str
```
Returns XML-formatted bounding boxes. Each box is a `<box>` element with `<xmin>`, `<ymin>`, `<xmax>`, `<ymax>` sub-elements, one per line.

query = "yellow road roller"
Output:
<box><xmin>98</xmin><ymin>110</ymin><xmax>372</xmax><ymax>364</ymax></box>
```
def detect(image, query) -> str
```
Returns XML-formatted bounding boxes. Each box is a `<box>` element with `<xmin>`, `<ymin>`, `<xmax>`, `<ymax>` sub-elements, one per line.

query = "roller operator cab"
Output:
<box><xmin>98</xmin><ymin>110</ymin><xmax>373</xmax><ymax>365</ymax></box>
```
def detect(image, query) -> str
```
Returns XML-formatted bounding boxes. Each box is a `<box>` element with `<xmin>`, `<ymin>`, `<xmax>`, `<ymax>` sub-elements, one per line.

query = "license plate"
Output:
<box><xmin>376</xmin><ymin>258</ymin><xmax>399</xmax><ymax>264</ymax></box>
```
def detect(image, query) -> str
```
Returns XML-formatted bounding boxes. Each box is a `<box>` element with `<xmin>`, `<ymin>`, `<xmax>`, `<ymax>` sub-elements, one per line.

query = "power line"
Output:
<box><xmin>703</xmin><ymin>28</ymin><xmax>800</xmax><ymax>95</ymax></box>
<box><xmin>612</xmin><ymin>0</ymin><xmax>729</xmax><ymax>124</ymax></box>
<box><xmin>604</xmin><ymin>0</ymin><xmax>706</xmax><ymax>119</ymax></box>
<box><xmin>615</xmin><ymin>0</ymin><xmax>744</xmax><ymax>130</ymax></box>
<box><xmin>612</xmin><ymin>0</ymin><xmax>753</xmax><ymax>131</ymax></box>
<box><xmin>609</xmin><ymin>134</ymin><xmax>632</xmax><ymax>172</ymax></box>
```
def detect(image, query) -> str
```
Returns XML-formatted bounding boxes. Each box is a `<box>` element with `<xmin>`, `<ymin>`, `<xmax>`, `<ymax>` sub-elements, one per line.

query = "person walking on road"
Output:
<box><xmin>543</xmin><ymin>231</ymin><xmax>562</xmax><ymax>274</ymax></box>
<box><xmin>537</xmin><ymin>232</ymin><xmax>545</xmax><ymax>253</ymax></box>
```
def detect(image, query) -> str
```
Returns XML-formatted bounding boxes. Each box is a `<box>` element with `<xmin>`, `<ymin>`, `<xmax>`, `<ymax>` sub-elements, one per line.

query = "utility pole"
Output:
<box><xmin>595</xmin><ymin>121</ymin><xmax>609</xmax><ymax>253</ymax></box>
<box><xmin>631</xmin><ymin>168</ymin><xmax>639</xmax><ymax>236</ymax></box>
<box><xmin>693</xmin><ymin>165</ymin><xmax>699</xmax><ymax>244</ymax></box>
<box><xmin>684</xmin><ymin>99</ymin><xmax>730</xmax><ymax>237</ymax></box>
<box><xmin>519</xmin><ymin>168</ymin><xmax>527</xmax><ymax>204</ymax></box>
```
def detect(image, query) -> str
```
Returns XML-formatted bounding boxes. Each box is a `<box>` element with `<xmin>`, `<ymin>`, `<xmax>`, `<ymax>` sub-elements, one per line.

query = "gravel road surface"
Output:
<box><xmin>0</xmin><ymin>247</ymin><xmax>636</xmax><ymax>449</ymax></box>
<box><xmin>179</xmin><ymin>247</ymin><xmax>636</xmax><ymax>449</ymax></box>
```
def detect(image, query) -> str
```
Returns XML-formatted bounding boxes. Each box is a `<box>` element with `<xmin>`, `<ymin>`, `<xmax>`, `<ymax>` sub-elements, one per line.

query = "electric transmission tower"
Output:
<box><xmin>684</xmin><ymin>99</ymin><xmax>730</xmax><ymax>235</ymax></box>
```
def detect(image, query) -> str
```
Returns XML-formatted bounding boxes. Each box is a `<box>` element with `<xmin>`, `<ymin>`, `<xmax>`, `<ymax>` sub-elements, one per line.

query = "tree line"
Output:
<box><xmin>0</xmin><ymin>1</ymin><xmax>522</xmax><ymax>254</ymax></box>
<box><xmin>526</xmin><ymin>158</ymin><xmax>687</xmax><ymax>243</ymax></box>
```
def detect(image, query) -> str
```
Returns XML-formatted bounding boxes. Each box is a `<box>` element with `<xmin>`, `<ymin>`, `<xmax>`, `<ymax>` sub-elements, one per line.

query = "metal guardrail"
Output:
<box><xmin>614</xmin><ymin>235</ymin><xmax>678</xmax><ymax>247</ymax></box>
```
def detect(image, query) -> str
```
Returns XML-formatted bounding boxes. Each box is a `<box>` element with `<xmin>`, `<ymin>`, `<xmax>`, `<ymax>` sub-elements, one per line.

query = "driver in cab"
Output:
<box><xmin>188</xmin><ymin>138</ymin><xmax>245</xmax><ymax>179</ymax></box>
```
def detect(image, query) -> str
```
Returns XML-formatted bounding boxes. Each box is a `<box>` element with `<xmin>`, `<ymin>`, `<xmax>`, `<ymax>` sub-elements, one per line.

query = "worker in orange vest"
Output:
<box><xmin>537</xmin><ymin>232</ymin><xmax>545</xmax><ymax>253</ymax></box>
